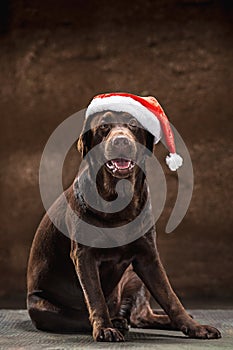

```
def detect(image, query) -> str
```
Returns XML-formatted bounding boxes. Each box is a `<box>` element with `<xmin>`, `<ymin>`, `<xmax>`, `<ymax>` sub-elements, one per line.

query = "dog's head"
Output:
<box><xmin>77</xmin><ymin>111</ymin><xmax>154</xmax><ymax>179</ymax></box>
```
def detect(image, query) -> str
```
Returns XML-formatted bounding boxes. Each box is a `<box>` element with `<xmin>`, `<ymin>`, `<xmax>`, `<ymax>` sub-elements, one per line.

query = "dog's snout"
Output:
<box><xmin>105</xmin><ymin>129</ymin><xmax>136</xmax><ymax>162</ymax></box>
<box><xmin>112</xmin><ymin>136</ymin><xmax>130</xmax><ymax>148</ymax></box>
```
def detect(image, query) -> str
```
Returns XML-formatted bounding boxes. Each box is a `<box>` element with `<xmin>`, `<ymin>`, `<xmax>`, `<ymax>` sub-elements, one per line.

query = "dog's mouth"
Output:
<box><xmin>105</xmin><ymin>158</ymin><xmax>135</xmax><ymax>175</ymax></box>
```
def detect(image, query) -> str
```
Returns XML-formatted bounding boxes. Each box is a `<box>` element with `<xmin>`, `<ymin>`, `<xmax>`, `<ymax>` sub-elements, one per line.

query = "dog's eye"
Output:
<box><xmin>129</xmin><ymin>118</ymin><xmax>138</xmax><ymax>128</ymax></box>
<box><xmin>99</xmin><ymin>123</ymin><xmax>110</xmax><ymax>131</ymax></box>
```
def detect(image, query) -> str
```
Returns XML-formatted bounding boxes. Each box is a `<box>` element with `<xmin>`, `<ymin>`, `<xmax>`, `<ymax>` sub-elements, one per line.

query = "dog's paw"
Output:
<box><xmin>111</xmin><ymin>317</ymin><xmax>129</xmax><ymax>335</ymax></box>
<box><xmin>93</xmin><ymin>327</ymin><xmax>125</xmax><ymax>342</ymax></box>
<box><xmin>181</xmin><ymin>324</ymin><xmax>221</xmax><ymax>339</ymax></box>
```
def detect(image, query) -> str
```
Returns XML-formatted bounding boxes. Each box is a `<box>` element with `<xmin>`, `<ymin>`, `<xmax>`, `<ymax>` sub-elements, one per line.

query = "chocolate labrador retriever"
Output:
<box><xmin>27</xmin><ymin>110</ymin><xmax>221</xmax><ymax>342</ymax></box>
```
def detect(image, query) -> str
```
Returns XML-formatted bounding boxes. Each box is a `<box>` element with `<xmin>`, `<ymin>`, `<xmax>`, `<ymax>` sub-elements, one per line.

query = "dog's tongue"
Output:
<box><xmin>112</xmin><ymin>158</ymin><xmax>131</xmax><ymax>170</ymax></box>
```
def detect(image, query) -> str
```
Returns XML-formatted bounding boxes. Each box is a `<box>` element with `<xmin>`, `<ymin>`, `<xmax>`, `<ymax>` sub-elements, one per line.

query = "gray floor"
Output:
<box><xmin>0</xmin><ymin>309</ymin><xmax>232</xmax><ymax>349</ymax></box>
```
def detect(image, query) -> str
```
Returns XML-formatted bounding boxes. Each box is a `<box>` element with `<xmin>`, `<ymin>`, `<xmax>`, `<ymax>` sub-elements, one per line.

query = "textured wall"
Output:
<box><xmin>0</xmin><ymin>0</ymin><xmax>232</xmax><ymax>308</ymax></box>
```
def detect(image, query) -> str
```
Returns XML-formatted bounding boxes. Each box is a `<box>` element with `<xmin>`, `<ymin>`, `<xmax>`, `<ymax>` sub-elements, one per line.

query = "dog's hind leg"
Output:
<box><xmin>129</xmin><ymin>285</ymin><xmax>178</xmax><ymax>330</ymax></box>
<box><xmin>131</xmin><ymin>302</ymin><xmax>177</xmax><ymax>330</ymax></box>
<box><xmin>109</xmin><ymin>267</ymin><xmax>177</xmax><ymax>331</ymax></box>
<box><xmin>27</xmin><ymin>291</ymin><xmax>91</xmax><ymax>333</ymax></box>
<box><xmin>116</xmin><ymin>268</ymin><xmax>177</xmax><ymax>331</ymax></box>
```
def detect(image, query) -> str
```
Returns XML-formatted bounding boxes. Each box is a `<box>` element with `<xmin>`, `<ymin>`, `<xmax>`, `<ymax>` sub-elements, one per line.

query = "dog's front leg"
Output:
<box><xmin>132</xmin><ymin>243</ymin><xmax>221</xmax><ymax>339</ymax></box>
<box><xmin>70</xmin><ymin>242</ymin><xmax>124</xmax><ymax>342</ymax></box>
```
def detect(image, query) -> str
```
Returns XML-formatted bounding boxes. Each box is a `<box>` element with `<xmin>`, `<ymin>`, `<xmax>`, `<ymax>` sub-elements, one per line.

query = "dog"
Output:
<box><xmin>27</xmin><ymin>108</ymin><xmax>221</xmax><ymax>342</ymax></box>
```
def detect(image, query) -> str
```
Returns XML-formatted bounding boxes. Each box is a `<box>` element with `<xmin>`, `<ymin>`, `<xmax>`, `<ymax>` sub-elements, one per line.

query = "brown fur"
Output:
<box><xmin>27</xmin><ymin>111</ymin><xmax>221</xmax><ymax>342</ymax></box>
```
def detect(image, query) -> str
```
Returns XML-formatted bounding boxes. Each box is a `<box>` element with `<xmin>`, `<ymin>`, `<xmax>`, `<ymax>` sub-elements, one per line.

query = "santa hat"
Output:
<box><xmin>85</xmin><ymin>92</ymin><xmax>183</xmax><ymax>171</ymax></box>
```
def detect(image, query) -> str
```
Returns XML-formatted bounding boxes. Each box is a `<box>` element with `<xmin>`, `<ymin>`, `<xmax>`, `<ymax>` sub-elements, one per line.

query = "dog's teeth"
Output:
<box><xmin>106</xmin><ymin>159</ymin><xmax>135</xmax><ymax>173</ymax></box>
<box><xmin>106</xmin><ymin>161</ymin><xmax>114</xmax><ymax>169</ymax></box>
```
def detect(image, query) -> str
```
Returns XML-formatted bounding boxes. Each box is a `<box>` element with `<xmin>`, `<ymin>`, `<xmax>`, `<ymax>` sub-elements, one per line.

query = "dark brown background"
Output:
<box><xmin>0</xmin><ymin>0</ymin><xmax>232</xmax><ymax>308</ymax></box>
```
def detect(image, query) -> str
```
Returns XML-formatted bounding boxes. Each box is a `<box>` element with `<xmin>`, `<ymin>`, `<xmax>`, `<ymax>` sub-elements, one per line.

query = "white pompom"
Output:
<box><xmin>166</xmin><ymin>153</ymin><xmax>183</xmax><ymax>171</ymax></box>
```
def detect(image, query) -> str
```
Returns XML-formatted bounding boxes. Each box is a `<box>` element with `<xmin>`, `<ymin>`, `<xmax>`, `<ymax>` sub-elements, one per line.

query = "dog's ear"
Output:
<box><xmin>77</xmin><ymin>119</ymin><xmax>92</xmax><ymax>158</ymax></box>
<box><xmin>77</xmin><ymin>131</ymin><xmax>92</xmax><ymax>158</ymax></box>
<box><xmin>146</xmin><ymin>131</ymin><xmax>154</xmax><ymax>156</ymax></box>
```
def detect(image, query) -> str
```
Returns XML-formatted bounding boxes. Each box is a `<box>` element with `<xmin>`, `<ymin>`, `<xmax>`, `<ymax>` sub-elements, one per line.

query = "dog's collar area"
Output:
<box><xmin>73</xmin><ymin>181</ymin><xmax>87</xmax><ymax>210</ymax></box>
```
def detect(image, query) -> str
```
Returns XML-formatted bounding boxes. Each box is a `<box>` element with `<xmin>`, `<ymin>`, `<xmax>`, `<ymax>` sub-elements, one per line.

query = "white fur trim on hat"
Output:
<box><xmin>86</xmin><ymin>95</ymin><xmax>162</xmax><ymax>143</ymax></box>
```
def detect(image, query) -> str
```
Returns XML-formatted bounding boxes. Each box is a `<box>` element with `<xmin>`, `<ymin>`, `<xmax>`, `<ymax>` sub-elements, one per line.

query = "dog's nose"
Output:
<box><xmin>112</xmin><ymin>136</ymin><xmax>130</xmax><ymax>148</ymax></box>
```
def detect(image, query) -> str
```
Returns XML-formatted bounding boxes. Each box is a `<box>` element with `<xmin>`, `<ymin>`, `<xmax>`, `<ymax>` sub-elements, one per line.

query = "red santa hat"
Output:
<box><xmin>86</xmin><ymin>92</ymin><xmax>183</xmax><ymax>171</ymax></box>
